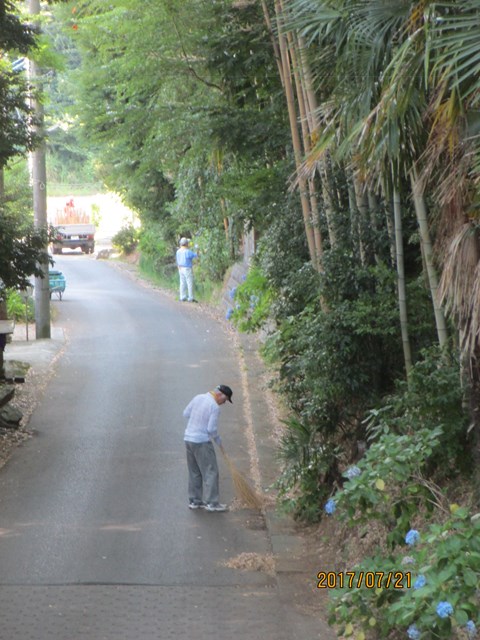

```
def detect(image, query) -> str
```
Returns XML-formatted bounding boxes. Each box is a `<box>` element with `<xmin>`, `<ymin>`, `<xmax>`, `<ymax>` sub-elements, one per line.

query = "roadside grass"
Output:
<box><xmin>48</xmin><ymin>183</ymin><xmax>105</xmax><ymax>197</ymax></box>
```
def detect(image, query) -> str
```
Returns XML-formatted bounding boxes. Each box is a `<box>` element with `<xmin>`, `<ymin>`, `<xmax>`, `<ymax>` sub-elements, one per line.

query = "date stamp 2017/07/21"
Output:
<box><xmin>317</xmin><ymin>571</ymin><xmax>411</xmax><ymax>590</ymax></box>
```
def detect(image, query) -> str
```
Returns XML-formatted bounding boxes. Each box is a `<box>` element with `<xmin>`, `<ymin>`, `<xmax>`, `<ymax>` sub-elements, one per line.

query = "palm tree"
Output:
<box><xmin>286</xmin><ymin>0</ymin><xmax>480</xmax><ymax>477</ymax></box>
<box><xmin>286</xmin><ymin>0</ymin><xmax>454</xmax><ymax>360</ymax></box>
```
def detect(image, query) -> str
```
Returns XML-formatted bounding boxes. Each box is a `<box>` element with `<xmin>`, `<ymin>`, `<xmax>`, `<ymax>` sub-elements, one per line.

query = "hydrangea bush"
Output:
<box><xmin>322</xmin><ymin>346</ymin><xmax>479</xmax><ymax>638</ymax></box>
<box><xmin>335</xmin><ymin>426</ymin><xmax>443</xmax><ymax>547</ymax></box>
<box><xmin>327</xmin><ymin>503</ymin><xmax>480</xmax><ymax>638</ymax></box>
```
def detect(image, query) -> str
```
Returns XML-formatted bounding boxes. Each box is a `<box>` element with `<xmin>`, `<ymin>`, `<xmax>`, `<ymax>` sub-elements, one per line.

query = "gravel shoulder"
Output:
<box><xmin>0</xmin><ymin>324</ymin><xmax>66</xmax><ymax>471</ymax></box>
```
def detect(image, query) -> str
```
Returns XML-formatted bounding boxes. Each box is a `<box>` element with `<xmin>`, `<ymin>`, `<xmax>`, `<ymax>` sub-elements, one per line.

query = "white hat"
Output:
<box><xmin>179</xmin><ymin>237</ymin><xmax>189</xmax><ymax>246</ymax></box>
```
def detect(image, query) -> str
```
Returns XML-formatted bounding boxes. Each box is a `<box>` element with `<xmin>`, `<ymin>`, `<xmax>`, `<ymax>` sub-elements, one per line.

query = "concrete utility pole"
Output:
<box><xmin>29</xmin><ymin>0</ymin><xmax>51</xmax><ymax>339</ymax></box>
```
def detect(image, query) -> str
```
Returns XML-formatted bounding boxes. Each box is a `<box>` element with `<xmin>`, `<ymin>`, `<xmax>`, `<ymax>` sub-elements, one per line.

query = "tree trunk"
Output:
<box><xmin>260</xmin><ymin>0</ymin><xmax>284</xmax><ymax>87</ymax></box>
<box><xmin>287</xmin><ymin>29</ymin><xmax>323</xmax><ymax>271</ymax></box>
<box><xmin>273</xmin><ymin>0</ymin><xmax>317</xmax><ymax>265</ymax></box>
<box><xmin>295</xmin><ymin>32</ymin><xmax>338</xmax><ymax>251</ymax></box>
<box><xmin>381</xmin><ymin>176</ymin><xmax>396</xmax><ymax>267</ymax></box>
<box><xmin>410</xmin><ymin>171</ymin><xmax>448</xmax><ymax>349</ymax></box>
<box><xmin>393</xmin><ymin>184</ymin><xmax>413</xmax><ymax>377</ymax></box>
<box><xmin>368</xmin><ymin>191</ymin><xmax>381</xmax><ymax>266</ymax></box>
<box><xmin>353</xmin><ymin>176</ymin><xmax>370</xmax><ymax>266</ymax></box>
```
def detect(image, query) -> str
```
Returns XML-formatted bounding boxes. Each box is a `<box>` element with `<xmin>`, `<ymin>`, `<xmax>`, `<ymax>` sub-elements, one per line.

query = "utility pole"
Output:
<box><xmin>29</xmin><ymin>0</ymin><xmax>51</xmax><ymax>339</ymax></box>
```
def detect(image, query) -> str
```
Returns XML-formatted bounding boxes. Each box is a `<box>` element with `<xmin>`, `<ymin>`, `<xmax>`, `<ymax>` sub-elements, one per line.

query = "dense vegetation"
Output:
<box><xmin>0</xmin><ymin>1</ymin><xmax>53</xmax><ymax>299</ymax></box>
<box><xmin>3</xmin><ymin>1</ymin><xmax>480</xmax><ymax>638</ymax></box>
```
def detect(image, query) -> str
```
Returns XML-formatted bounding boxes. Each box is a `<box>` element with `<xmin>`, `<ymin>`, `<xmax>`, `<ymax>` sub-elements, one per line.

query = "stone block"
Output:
<box><xmin>0</xmin><ymin>404</ymin><xmax>22</xmax><ymax>429</ymax></box>
<box><xmin>0</xmin><ymin>384</ymin><xmax>15</xmax><ymax>408</ymax></box>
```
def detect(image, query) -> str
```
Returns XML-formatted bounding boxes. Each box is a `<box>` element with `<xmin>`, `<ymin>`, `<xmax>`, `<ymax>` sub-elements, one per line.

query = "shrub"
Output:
<box><xmin>230</xmin><ymin>265</ymin><xmax>274</xmax><ymax>332</ymax></box>
<box><xmin>321</xmin><ymin>348</ymin><xmax>476</xmax><ymax>639</ymax></box>
<box><xmin>275</xmin><ymin>416</ymin><xmax>342</xmax><ymax>522</ymax></box>
<box><xmin>6</xmin><ymin>288</ymin><xmax>34</xmax><ymax>322</ymax></box>
<box><xmin>336</xmin><ymin>426</ymin><xmax>443</xmax><ymax>546</ymax></box>
<box><xmin>112</xmin><ymin>224</ymin><xmax>139</xmax><ymax>255</ymax></box>
<box><xmin>193</xmin><ymin>228</ymin><xmax>230</xmax><ymax>282</ymax></box>
<box><xmin>328</xmin><ymin>510</ymin><xmax>480</xmax><ymax>639</ymax></box>
<box><xmin>364</xmin><ymin>346</ymin><xmax>471</xmax><ymax>475</ymax></box>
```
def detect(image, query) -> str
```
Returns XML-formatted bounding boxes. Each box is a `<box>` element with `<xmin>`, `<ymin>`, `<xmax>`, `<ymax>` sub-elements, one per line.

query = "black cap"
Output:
<box><xmin>216</xmin><ymin>384</ymin><xmax>233</xmax><ymax>403</ymax></box>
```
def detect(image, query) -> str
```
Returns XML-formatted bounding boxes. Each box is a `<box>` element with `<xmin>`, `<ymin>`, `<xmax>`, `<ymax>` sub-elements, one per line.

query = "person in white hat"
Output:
<box><xmin>175</xmin><ymin>237</ymin><xmax>198</xmax><ymax>302</ymax></box>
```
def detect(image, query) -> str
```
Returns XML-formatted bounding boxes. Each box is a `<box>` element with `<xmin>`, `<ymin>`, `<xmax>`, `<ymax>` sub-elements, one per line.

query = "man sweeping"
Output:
<box><xmin>183</xmin><ymin>385</ymin><xmax>233</xmax><ymax>512</ymax></box>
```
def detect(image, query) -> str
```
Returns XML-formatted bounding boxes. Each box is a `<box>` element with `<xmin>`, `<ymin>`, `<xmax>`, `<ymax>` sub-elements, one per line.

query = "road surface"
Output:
<box><xmin>0</xmin><ymin>254</ymin><xmax>318</xmax><ymax>639</ymax></box>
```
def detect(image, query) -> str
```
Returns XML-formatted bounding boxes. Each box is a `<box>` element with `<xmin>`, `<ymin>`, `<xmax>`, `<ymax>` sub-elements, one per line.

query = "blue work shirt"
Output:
<box><xmin>176</xmin><ymin>247</ymin><xmax>198</xmax><ymax>268</ymax></box>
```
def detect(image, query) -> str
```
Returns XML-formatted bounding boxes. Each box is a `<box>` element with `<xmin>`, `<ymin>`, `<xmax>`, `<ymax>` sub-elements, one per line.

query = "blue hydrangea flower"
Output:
<box><xmin>226</xmin><ymin>308</ymin><xmax>234</xmax><ymax>320</ymax></box>
<box><xmin>466</xmin><ymin>621</ymin><xmax>477</xmax><ymax>638</ymax></box>
<box><xmin>405</xmin><ymin>529</ymin><xmax>420</xmax><ymax>546</ymax></box>
<box><xmin>229</xmin><ymin>287</ymin><xmax>237</xmax><ymax>300</ymax></box>
<box><xmin>436</xmin><ymin>601</ymin><xmax>453</xmax><ymax>618</ymax></box>
<box><xmin>324</xmin><ymin>498</ymin><xmax>336</xmax><ymax>515</ymax></box>
<box><xmin>413</xmin><ymin>575</ymin><xmax>426</xmax><ymax>589</ymax></box>
<box><xmin>407</xmin><ymin>624</ymin><xmax>421</xmax><ymax>640</ymax></box>
<box><xmin>344</xmin><ymin>465</ymin><xmax>361</xmax><ymax>479</ymax></box>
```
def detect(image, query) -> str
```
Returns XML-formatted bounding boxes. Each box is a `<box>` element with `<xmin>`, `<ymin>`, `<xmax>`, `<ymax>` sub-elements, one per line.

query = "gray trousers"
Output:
<box><xmin>185</xmin><ymin>441</ymin><xmax>219</xmax><ymax>505</ymax></box>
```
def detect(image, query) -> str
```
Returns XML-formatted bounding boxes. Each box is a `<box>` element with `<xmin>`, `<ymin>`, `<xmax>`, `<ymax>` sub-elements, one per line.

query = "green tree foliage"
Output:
<box><xmin>3</xmin><ymin>160</ymin><xmax>34</xmax><ymax>224</ymax></box>
<box><xmin>0</xmin><ymin>1</ymin><xmax>36</xmax><ymax>52</ymax></box>
<box><xmin>60</xmin><ymin>0</ymin><xmax>288</xmax><ymax>263</ymax></box>
<box><xmin>0</xmin><ymin>1</ymin><xmax>55</xmax><ymax>293</ymax></box>
<box><xmin>0</xmin><ymin>2</ymin><xmax>37</xmax><ymax>169</ymax></box>
<box><xmin>0</xmin><ymin>67</ymin><xmax>36</xmax><ymax>168</ymax></box>
<box><xmin>0</xmin><ymin>211</ymin><xmax>51</xmax><ymax>291</ymax></box>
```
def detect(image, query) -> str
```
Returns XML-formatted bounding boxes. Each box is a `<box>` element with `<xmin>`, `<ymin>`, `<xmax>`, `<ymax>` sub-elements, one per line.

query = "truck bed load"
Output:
<box><xmin>51</xmin><ymin>200</ymin><xmax>95</xmax><ymax>254</ymax></box>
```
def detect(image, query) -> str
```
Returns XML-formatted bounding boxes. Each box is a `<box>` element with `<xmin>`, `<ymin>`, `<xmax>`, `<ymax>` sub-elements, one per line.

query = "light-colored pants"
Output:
<box><xmin>185</xmin><ymin>441</ymin><xmax>219</xmax><ymax>505</ymax></box>
<box><xmin>178</xmin><ymin>267</ymin><xmax>194</xmax><ymax>301</ymax></box>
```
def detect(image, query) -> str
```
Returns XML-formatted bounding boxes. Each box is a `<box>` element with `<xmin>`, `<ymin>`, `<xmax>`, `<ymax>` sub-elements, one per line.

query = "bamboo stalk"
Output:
<box><xmin>410</xmin><ymin>170</ymin><xmax>448</xmax><ymax>349</ymax></box>
<box><xmin>273</xmin><ymin>0</ymin><xmax>317</xmax><ymax>265</ymax></box>
<box><xmin>393</xmin><ymin>181</ymin><xmax>413</xmax><ymax>376</ymax></box>
<box><xmin>260</xmin><ymin>0</ymin><xmax>284</xmax><ymax>87</ymax></box>
<box><xmin>296</xmin><ymin>33</ymin><xmax>338</xmax><ymax>250</ymax></box>
<box><xmin>288</xmin><ymin>29</ymin><xmax>323</xmax><ymax>271</ymax></box>
<box><xmin>354</xmin><ymin>176</ymin><xmax>370</xmax><ymax>267</ymax></box>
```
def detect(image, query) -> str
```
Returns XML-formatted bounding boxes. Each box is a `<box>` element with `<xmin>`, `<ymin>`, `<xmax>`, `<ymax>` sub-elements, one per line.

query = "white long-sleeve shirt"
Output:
<box><xmin>183</xmin><ymin>392</ymin><xmax>222</xmax><ymax>445</ymax></box>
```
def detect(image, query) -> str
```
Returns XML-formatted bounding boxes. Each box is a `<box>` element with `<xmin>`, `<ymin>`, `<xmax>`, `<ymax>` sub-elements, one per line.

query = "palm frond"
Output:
<box><xmin>439</xmin><ymin>222</ymin><xmax>480</xmax><ymax>359</ymax></box>
<box><xmin>430</xmin><ymin>1</ymin><xmax>480</xmax><ymax>104</ymax></box>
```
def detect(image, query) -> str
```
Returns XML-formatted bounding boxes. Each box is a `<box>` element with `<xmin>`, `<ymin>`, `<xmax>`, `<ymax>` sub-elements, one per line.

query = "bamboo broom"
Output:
<box><xmin>219</xmin><ymin>445</ymin><xmax>264</xmax><ymax>510</ymax></box>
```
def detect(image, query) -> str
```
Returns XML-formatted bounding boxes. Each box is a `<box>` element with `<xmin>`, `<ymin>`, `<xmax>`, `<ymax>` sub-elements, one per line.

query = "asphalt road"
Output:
<box><xmin>0</xmin><ymin>254</ymin><xmax>305</xmax><ymax>639</ymax></box>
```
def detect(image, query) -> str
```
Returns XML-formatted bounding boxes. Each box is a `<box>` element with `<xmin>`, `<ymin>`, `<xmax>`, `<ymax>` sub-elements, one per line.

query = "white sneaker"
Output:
<box><xmin>205</xmin><ymin>503</ymin><xmax>228</xmax><ymax>512</ymax></box>
<box><xmin>188</xmin><ymin>501</ymin><xmax>205</xmax><ymax>510</ymax></box>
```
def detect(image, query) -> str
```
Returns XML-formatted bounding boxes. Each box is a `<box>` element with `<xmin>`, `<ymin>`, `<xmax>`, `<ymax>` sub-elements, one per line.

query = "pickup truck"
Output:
<box><xmin>52</xmin><ymin>223</ymin><xmax>96</xmax><ymax>254</ymax></box>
